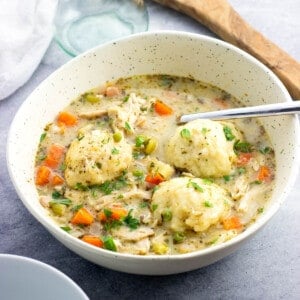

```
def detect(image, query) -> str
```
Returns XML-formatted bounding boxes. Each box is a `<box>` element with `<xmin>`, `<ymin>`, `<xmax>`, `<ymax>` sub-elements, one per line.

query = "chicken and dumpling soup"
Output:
<box><xmin>35</xmin><ymin>75</ymin><xmax>275</xmax><ymax>255</ymax></box>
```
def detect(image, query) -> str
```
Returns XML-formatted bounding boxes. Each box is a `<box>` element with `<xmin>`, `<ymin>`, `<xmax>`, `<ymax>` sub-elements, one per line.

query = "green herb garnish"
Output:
<box><xmin>40</xmin><ymin>132</ymin><xmax>47</xmax><ymax>142</ymax></box>
<box><xmin>135</xmin><ymin>135</ymin><xmax>147</xmax><ymax>147</ymax></box>
<box><xmin>123</xmin><ymin>209</ymin><xmax>140</xmax><ymax>229</ymax></box>
<box><xmin>71</xmin><ymin>204</ymin><xmax>83</xmax><ymax>212</ymax></box>
<box><xmin>60</xmin><ymin>226</ymin><xmax>71</xmax><ymax>232</ymax></box>
<box><xmin>111</xmin><ymin>147</ymin><xmax>120</xmax><ymax>155</ymax></box>
<box><xmin>50</xmin><ymin>198</ymin><xmax>72</xmax><ymax>206</ymax></box>
<box><xmin>74</xmin><ymin>183</ymin><xmax>89</xmax><ymax>191</ymax></box>
<box><xmin>52</xmin><ymin>191</ymin><xmax>62</xmax><ymax>199</ymax></box>
<box><xmin>234</xmin><ymin>140</ymin><xmax>252</xmax><ymax>153</ymax></box>
<box><xmin>151</xmin><ymin>204</ymin><xmax>158</xmax><ymax>212</ymax></box>
<box><xmin>257</xmin><ymin>207</ymin><xmax>264</xmax><ymax>214</ymax></box>
<box><xmin>259</xmin><ymin>146</ymin><xmax>272</xmax><ymax>154</ymax></box>
<box><xmin>223</xmin><ymin>126</ymin><xmax>235</xmax><ymax>141</ymax></box>
<box><xmin>187</xmin><ymin>180</ymin><xmax>204</xmax><ymax>192</ymax></box>
<box><xmin>125</xmin><ymin>121</ymin><xmax>132</xmax><ymax>131</ymax></box>
<box><xmin>223</xmin><ymin>175</ymin><xmax>231</xmax><ymax>182</ymax></box>
<box><xmin>204</xmin><ymin>201</ymin><xmax>213</xmax><ymax>208</ymax></box>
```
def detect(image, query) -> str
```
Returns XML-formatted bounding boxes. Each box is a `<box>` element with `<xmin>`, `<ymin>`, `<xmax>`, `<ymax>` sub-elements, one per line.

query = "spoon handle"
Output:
<box><xmin>179</xmin><ymin>101</ymin><xmax>300</xmax><ymax>123</ymax></box>
<box><xmin>153</xmin><ymin>0</ymin><xmax>300</xmax><ymax>99</ymax></box>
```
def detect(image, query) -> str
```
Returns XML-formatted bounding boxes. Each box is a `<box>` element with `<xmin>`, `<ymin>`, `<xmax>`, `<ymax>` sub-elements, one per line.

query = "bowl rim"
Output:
<box><xmin>0</xmin><ymin>254</ymin><xmax>89</xmax><ymax>299</ymax></box>
<box><xmin>6</xmin><ymin>30</ymin><xmax>300</xmax><ymax>262</ymax></box>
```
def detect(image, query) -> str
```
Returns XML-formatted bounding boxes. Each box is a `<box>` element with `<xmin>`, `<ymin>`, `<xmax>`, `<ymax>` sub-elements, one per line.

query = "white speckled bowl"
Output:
<box><xmin>7</xmin><ymin>31</ymin><xmax>300</xmax><ymax>275</ymax></box>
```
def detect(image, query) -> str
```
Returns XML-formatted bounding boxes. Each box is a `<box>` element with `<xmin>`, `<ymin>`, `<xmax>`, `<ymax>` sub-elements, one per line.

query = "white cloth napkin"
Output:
<box><xmin>0</xmin><ymin>0</ymin><xmax>58</xmax><ymax>100</ymax></box>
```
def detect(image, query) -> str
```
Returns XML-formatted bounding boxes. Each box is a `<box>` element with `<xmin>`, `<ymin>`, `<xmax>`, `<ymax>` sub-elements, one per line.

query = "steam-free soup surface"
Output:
<box><xmin>35</xmin><ymin>75</ymin><xmax>275</xmax><ymax>255</ymax></box>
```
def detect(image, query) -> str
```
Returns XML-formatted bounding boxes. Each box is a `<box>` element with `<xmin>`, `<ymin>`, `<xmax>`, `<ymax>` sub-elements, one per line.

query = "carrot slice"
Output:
<box><xmin>44</xmin><ymin>144</ymin><xmax>65</xmax><ymax>169</ymax></box>
<box><xmin>51</xmin><ymin>174</ymin><xmax>64</xmax><ymax>186</ymax></box>
<box><xmin>145</xmin><ymin>173</ymin><xmax>165</xmax><ymax>185</ymax></box>
<box><xmin>57</xmin><ymin>111</ymin><xmax>78</xmax><ymax>126</ymax></box>
<box><xmin>81</xmin><ymin>235</ymin><xmax>103</xmax><ymax>248</ymax></box>
<box><xmin>98</xmin><ymin>207</ymin><xmax>127</xmax><ymax>222</ymax></box>
<box><xmin>71</xmin><ymin>207</ymin><xmax>94</xmax><ymax>225</ymax></box>
<box><xmin>237</xmin><ymin>153</ymin><xmax>252</xmax><ymax>166</ymax></box>
<box><xmin>154</xmin><ymin>100</ymin><xmax>173</xmax><ymax>116</ymax></box>
<box><xmin>35</xmin><ymin>165</ymin><xmax>51</xmax><ymax>186</ymax></box>
<box><xmin>223</xmin><ymin>216</ymin><xmax>242</xmax><ymax>230</ymax></box>
<box><xmin>257</xmin><ymin>165</ymin><xmax>271</xmax><ymax>182</ymax></box>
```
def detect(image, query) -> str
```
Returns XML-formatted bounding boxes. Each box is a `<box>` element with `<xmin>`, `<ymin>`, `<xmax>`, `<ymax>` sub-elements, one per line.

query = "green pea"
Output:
<box><xmin>173</xmin><ymin>232</ymin><xmax>185</xmax><ymax>244</ymax></box>
<box><xmin>162</xmin><ymin>209</ymin><xmax>172</xmax><ymax>222</ymax></box>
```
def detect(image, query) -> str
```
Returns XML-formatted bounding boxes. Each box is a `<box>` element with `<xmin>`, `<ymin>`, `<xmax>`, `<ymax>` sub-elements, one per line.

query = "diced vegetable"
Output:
<box><xmin>154</xmin><ymin>100</ymin><xmax>173</xmax><ymax>116</ymax></box>
<box><xmin>44</xmin><ymin>144</ymin><xmax>65</xmax><ymax>169</ymax></box>
<box><xmin>223</xmin><ymin>216</ymin><xmax>242</xmax><ymax>230</ymax></box>
<box><xmin>237</xmin><ymin>153</ymin><xmax>252</xmax><ymax>166</ymax></box>
<box><xmin>85</xmin><ymin>93</ymin><xmax>100</xmax><ymax>103</ymax></box>
<box><xmin>144</xmin><ymin>138</ymin><xmax>157</xmax><ymax>154</ymax></box>
<box><xmin>51</xmin><ymin>174</ymin><xmax>64</xmax><ymax>186</ymax></box>
<box><xmin>35</xmin><ymin>165</ymin><xmax>51</xmax><ymax>186</ymax></box>
<box><xmin>103</xmin><ymin>236</ymin><xmax>117</xmax><ymax>251</ymax></box>
<box><xmin>113</xmin><ymin>132</ymin><xmax>122</xmax><ymax>142</ymax></box>
<box><xmin>152</xmin><ymin>242</ymin><xmax>168</xmax><ymax>254</ymax></box>
<box><xmin>257</xmin><ymin>165</ymin><xmax>271</xmax><ymax>182</ymax></box>
<box><xmin>50</xmin><ymin>203</ymin><xmax>66</xmax><ymax>216</ymax></box>
<box><xmin>180</xmin><ymin>128</ymin><xmax>191</xmax><ymax>139</ymax></box>
<box><xmin>162</xmin><ymin>209</ymin><xmax>172</xmax><ymax>222</ymax></box>
<box><xmin>71</xmin><ymin>207</ymin><xmax>94</xmax><ymax>225</ymax></box>
<box><xmin>57</xmin><ymin>111</ymin><xmax>78</xmax><ymax>126</ymax></box>
<box><xmin>173</xmin><ymin>232</ymin><xmax>185</xmax><ymax>244</ymax></box>
<box><xmin>99</xmin><ymin>207</ymin><xmax>128</xmax><ymax>222</ymax></box>
<box><xmin>81</xmin><ymin>235</ymin><xmax>103</xmax><ymax>248</ymax></box>
<box><xmin>145</xmin><ymin>173</ymin><xmax>165</xmax><ymax>185</ymax></box>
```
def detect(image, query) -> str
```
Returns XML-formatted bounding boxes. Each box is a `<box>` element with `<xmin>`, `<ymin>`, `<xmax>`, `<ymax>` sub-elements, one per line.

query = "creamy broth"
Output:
<box><xmin>35</xmin><ymin>75</ymin><xmax>275</xmax><ymax>255</ymax></box>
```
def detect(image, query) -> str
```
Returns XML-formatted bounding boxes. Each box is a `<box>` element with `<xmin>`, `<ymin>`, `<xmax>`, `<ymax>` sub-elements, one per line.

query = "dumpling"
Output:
<box><xmin>65</xmin><ymin>129</ymin><xmax>132</xmax><ymax>187</ymax></box>
<box><xmin>151</xmin><ymin>177</ymin><xmax>232</xmax><ymax>232</ymax></box>
<box><xmin>165</xmin><ymin>119</ymin><xmax>241</xmax><ymax>178</ymax></box>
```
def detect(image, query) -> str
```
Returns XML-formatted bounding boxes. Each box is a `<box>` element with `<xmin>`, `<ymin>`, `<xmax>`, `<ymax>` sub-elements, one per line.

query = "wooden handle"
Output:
<box><xmin>153</xmin><ymin>0</ymin><xmax>300</xmax><ymax>99</ymax></box>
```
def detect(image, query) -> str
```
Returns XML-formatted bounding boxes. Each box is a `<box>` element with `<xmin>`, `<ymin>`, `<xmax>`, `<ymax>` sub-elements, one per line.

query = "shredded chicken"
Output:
<box><xmin>112</xmin><ymin>226</ymin><xmax>154</xmax><ymax>242</ymax></box>
<box><xmin>79</xmin><ymin>109</ymin><xmax>108</xmax><ymax>119</ymax></box>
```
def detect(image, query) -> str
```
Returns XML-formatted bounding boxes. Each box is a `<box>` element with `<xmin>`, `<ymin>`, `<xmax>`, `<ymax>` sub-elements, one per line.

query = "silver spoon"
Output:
<box><xmin>178</xmin><ymin>101</ymin><xmax>300</xmax><ymax>124</ymax></box>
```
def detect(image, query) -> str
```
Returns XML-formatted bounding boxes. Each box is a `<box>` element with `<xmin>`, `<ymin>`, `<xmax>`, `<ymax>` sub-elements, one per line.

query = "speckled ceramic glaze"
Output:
<box><xmin>7</xmin><ymin>31</ymin><xmax>300</xmax><ymax>275</ymax></box>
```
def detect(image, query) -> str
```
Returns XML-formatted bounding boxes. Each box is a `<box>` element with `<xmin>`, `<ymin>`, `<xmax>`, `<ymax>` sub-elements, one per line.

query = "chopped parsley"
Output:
<box><xmin>223</xmin><ymin>126</ymin><xmax>235</xmax><ymax>141</ymax></box>
<box><xmin>202</xmin><ymin>178</ymin><xmax>213</xmax><ymax>184</ymax></box>
<box><xmin>50</xmin><ymin>198</ymin><xmax>72</xmax><ymax>206</ymax></box>
<box><xmin>52</xmin><ymin>191</ymin><xmax>62</xmax><ymax>199</ymax></box>
<box><xmin>201</xmin><ymin>127</ymin><xmax>209</xmax><ymax>134</ymax></box>
<box><xmin>40</xmin><ymin>132</ymin><xmax>47</xmax><ymax>142</ymax></box>
<box><xmin>151</xmin><ymin>204</ymin><xmax>158</xmax><ymax>212</ymax></box>
<box><xmin>180</xmin><ymin>128</ymin><xmax>191</xmax><ymax>139</ymax></box>
<box><xmin>135</xmin><ymin>135</ymin><xmax>147</xmax><ymax>147</ymax></box>
<box><xmin>234</xmin><ymin>140</ymin><xmax>252</xmax><ymax>153</ymax></box>
<box><xmin>257</xmin><ymin>207</ymin><xmax>264</xmax><ymax>214</ymax></box>
<box><xmin>123</xmin><ymin>94</ymin><xmax>130</xmax><ymax>103</ymax></box>
<box><xmin>103</xmin><ymin>208</ymin><xmax>112</xmax><ymax>218</ymax></box>
<box><xmin>74</xmin><ymin>182</ymin><xmax>89</xmax><ymax>191</ymax></box>
<box><xmin>259</xmin><ymin>146</ymin><xmax>272</xmax><ymax>154</ymax></box>
<box><xmin>60</xmin><ymin>226</ymin><xmax>71</xmax><ymax>232</ymax></box>
<box><xmin>94</xmin><ymin>172</ymin><xmax>128</xmax><ymax>195</ymax></box>
<box><xmin>71</xmin><ymin>204</ymin><xmax>83</xmax><ymax>212</ymax></box>
<box><xmin>124</xmin><ymin>121</ymin><xmax>132</xmax><ymax>131</ymax></box>
<box><xmin>111</xmin><ymin>147</ymin><xmax>120</xmax><ymax>155</ymax></box>
<box><xmin>223</xmin><ymin>175</ymin><xmax>231</xmax><ymax>182</ymax></box>
<box><xmin>237</xmin><ymin>167</ymin><xmax>246</xmax><ymax>175</ymax></box>
<box><xmin>204</xmin><ymin>201</ymin><xmax>213</xmax><ymax>208</ymax></box>
<box><xmin>123</xmin><ymin>209</ymin><xmax>140</xmax><ymax>229</ymax></box>
<box><xmin>187</xmin><ymin>180</ymin><xmax>204</xmax><ymax>192</ymax></box>
<box><xmin>139</xmin><ymin>202</ymin><xmax>149</xmax><ymax>208</ymax></box>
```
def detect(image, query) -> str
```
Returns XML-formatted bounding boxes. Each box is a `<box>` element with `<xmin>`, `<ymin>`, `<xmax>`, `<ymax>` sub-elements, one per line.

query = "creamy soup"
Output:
<box><xmin>35</xmin><ymin>75</ymin><xmax>275</xmax><ymax>255</ymax></box>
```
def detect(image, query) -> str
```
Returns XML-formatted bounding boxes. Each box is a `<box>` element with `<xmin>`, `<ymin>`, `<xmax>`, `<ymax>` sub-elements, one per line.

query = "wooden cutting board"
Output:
<box><xmin>153</xmin><ymin>0</ymin><xmax>300</xmax><ymax>99</ymax></box>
